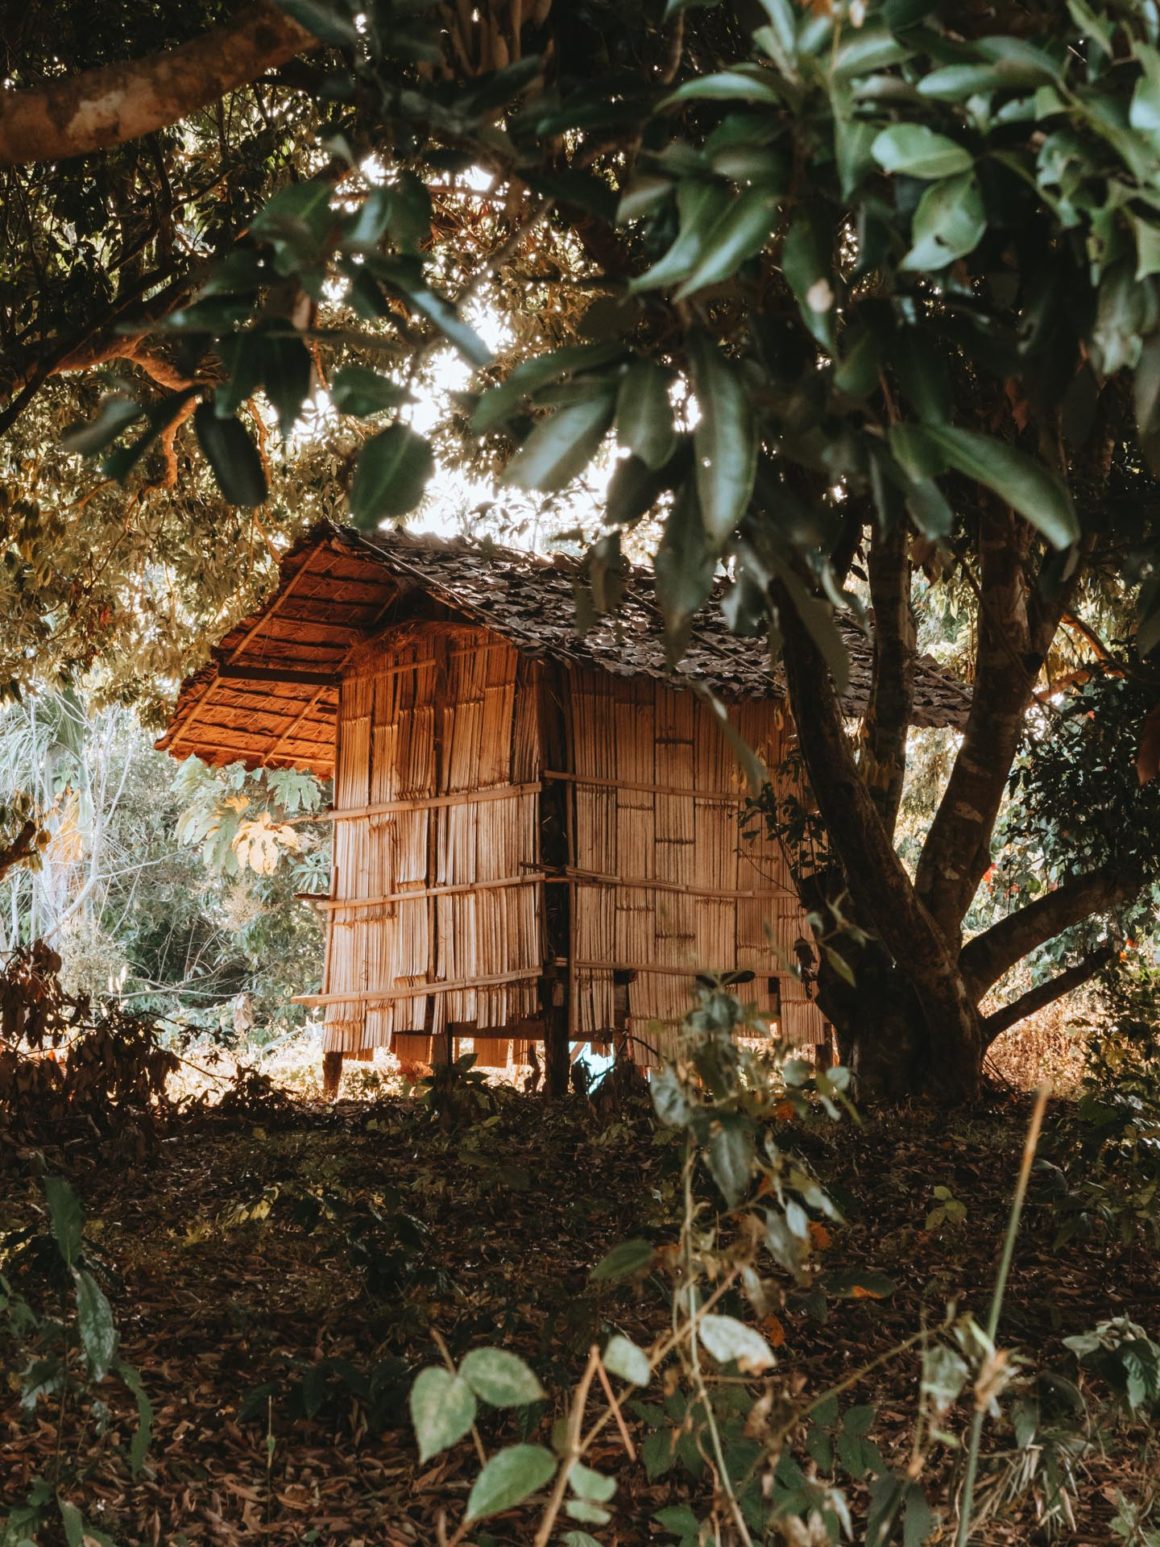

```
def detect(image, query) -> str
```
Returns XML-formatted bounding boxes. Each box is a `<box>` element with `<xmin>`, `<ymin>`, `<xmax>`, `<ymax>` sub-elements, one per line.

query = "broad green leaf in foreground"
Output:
<box><xmin>923</xmin><ymin>424</ymin><xmax>1079</xmax><ymax>548</ymax></box>
<box><xmin>459</xmin><ymin>1348</ymin><xmax>545</xmax><ymax>1408</ymax></box>
<box><xmin>504</xmin><ymin>393</ymin><xmax>614</xmax><ymax>492</ymax></box>
<box><xmin>465</xmin><ymin>1443</ymin><xmax>557</xmax><ymax>1522</ymax></box>
<box><xmin>871</xmin><ymin>124</ymin><xmax>973</xmax><ymax>179</ymax></box>
<box><xmin>409</xmin><ymin>1367</ymin><xmax>477</xmax><ymax>1462</ymax></box>
<box><xmin>349</xmin><ymin>423</ymin><xmax>434</xmax><ymax>525</ymax></box>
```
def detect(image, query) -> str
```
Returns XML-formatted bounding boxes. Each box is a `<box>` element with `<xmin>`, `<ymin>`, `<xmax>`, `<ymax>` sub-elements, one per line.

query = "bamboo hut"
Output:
<box><xmin>159</xmin><ymin>522</ymin><xmax>970</xmax><ymax>1089</ymax></box>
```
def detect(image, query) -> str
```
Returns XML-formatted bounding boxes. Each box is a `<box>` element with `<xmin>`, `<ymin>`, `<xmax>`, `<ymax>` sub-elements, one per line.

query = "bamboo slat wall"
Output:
<box><xmin>311</xmin><ymin>623</ymin><xmax>827</xmax><ymax>1068</ymax></box>
<box><xmin>320</xmin><ymin>626</ymin><xmax>542</xmax><ymax>1064</ymax></box>
<box><xmin>565</xmin><ymin>670</ymin><xmax>822</xmax><ymax>1064</ymax></box>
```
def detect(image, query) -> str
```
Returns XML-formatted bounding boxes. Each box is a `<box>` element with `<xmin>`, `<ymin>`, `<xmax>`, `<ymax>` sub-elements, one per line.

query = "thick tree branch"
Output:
<box><xmin>858</xmin><ymin>516</ymin><xmax>914</xmax><ymax>839</ymax></box>
<box><xmin>915</xmin><ymin>507</ymin><xmax>1036</xmax><ymax>940</ymax></box>
<box><xmin>0</xmin><ymin>4</ymin><xmax>317</xmax><ymax>168</ymax></box>
<box><xmin>960</xmin><ymin>865</ymin><xmax>1137</xmax><ymax>1000</ymax></box>
<box><xmin>982</xmin><ymin>945</ymin><xmax>1114</xmax><ymax>1045</ymax></box>
<box><xmin>775</xmin><ymin>580</ymin><xmax>981</xmax><ymax>1101</ymax></box>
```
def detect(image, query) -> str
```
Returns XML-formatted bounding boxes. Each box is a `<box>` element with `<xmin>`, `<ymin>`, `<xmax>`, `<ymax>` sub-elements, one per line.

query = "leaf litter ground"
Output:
<box><xmin>2</xmin><ymin>1089</ymin><xmax>1156</xmax><ymax>1545</ymax></box>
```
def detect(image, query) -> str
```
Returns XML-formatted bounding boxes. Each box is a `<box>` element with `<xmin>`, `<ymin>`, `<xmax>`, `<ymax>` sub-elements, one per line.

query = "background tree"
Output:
<box><xmin>2</xmin><ymin>0</ymin><xmax>1158</xmax><ymax>1099</ymax></box>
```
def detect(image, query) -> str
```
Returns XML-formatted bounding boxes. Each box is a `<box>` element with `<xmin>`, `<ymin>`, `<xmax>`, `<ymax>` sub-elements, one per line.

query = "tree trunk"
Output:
<box><xmin>776</xmin><ymin>585</ymin><xmax>983</xmax><ymax>1104</ymax></box>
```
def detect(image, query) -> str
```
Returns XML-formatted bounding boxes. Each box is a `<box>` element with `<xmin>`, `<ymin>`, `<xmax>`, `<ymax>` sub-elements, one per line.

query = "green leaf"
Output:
<box><xmin>1134</xmin><ymin>331</ymin><xmax>1160</xmax><ymax>473</ymax></box>
<box><xmin>472</xmin><ymin>342</ymin><xmax>622</xmax><ymax>432</ymax></box>
<box><xmin>773</xmin><ymin>563</ymin><xmax>851</xmax><ymax>697</ymax></box>
<box><xmin>565</xmin><ymin>1499</ymin><xmax>612</xmax><ymax>1524</ymax></box>
<box><xmin>330</xmin><ymin>365</ymin><xmax>411</xmax><ymax>417</ymax></box>
<box><xmin>349</xmin><ymin>423</ymin><xmax>434</xmax><ymax>524</ymax></box>
<box><xmin>871</xmin><ymin>124</ymin><xmax>973</xmax><ymax>179</ymax></box>
<box><xmin>57</xmin><ymin>1501</ymin><xmax>113</xmax><ymax>1547</ymax></box>
<box><xmin>504</xmin><ymin>393</ymin><xmax>614</xmax><ymax>493</ymax></box>
<box><xmin>194</xmin><ymin>403</ymin><xmax>268</xmax><ymax>507</ymax></box>
<box><xmin>900</xmin><ymin>172</ymin><xmax>986</xmax><ymax>271</ymax></box>
<box><xmin>569</xmin><ymin>1461</ymin><xmax>617</xmax><ymax>1502</ymax></box>
<box><xmin>922</xmin><ymin>424</ymin><xmax>1079</xmax><ymax>547</ymax></box>
<box><xmin>616</xmin><ymin>362</ymin><xmax>677</xmax><ymax>469</ymax></box>
<box><xmin>61</xmin><ymin>395</ymin><xmax>142</xmax><ymax>456</ymax></box>
<box><xmin>656</xmin><ymin>481</ymin><xmax>715</xmax><ymax>654</ymax></box>
<box><xmin>43</xmin><ymin>1176</ymin><xmax>83</xmax><ymax>1270</ymax></box>
<box><xmin>604</xmin><ymin>1334</ymin><xmax>651</xmax><ymax>1386</ymax></box>
<box><xmin>689</xmin><ymin>333</ymin><xmax>757</xmax><ymax>547</ymax></box>
<box><xmin>465</xmin><ymin>1443</ymin><xmax>556</xmax><ymax>1522</ymax></box>
<box><xmin>630</xmin><ymin>180</ymin><xmax>732</xmax><ymax>292</ymax></box>
<box><xmin>459</xmin><ymin>1348</ymin><xmax>545</xmax><ymax>1408</ymax></box>
<box><xmin>74</xmin><ymin>1270</ymin><xmax>118</xmax><ymax>1382</ymax></box>
<box><xmin>117</xmin><ymin>1361</ymin><xmax>154</xmax><ymax>1477</ymax></box>
<box><xmin>698</xmin><ymin>1313</ymin><xmax>777</xmax><ymax>1372</ymax></box>
<box><xmin>675</xmin><ymin>187</ymin><xmax>780</xmax><ymax>298</ymax></box>
<box><xmin>903</xmin><ymin>1482</ymin><xmax>936</xmax><ymax>1547</ymax></box>
<box><xmin>781</xmin><ymin>207</ymin><xmax>836</xmax><ymax>349</ymax></box>
<box><xmin>706</xmin><ymin>1116</ymin><xmax>755</xmax><ymax>1206</ymax></box>
<box><xmin>590</xmin><ymin>1238</ymin><xmax>655</xmax><ymax>1281</ymax></box>
<box><xmin>651</xmin><ymin>1064</ymin><xmax>693</xmax><ymax>1127</ymax></box>
<box><xmin>273</xmin><ymin>0</ymin><xmax>359</xmax><ymax>46</ymax></box>
<box><xmin>263</xmin><ymin>335</ymin><xmax>313</xmax><ymax>438</ymax></box>
<box><xmin>563</xmin><ymin>1534</ymin><xmax>604</xmax><ymax>1547</ymax></box>
<box><xmin>408</xmin><ymin>1367</ymin><xmax>477</xmax><ymax>1462</ymax></box>
<box><xmin>919</xmin><ymin>53</ymin><xmax>1058</xmax><ymax>101</ymax></box>
<box><xmin>660</xmin><ymin>70</ymin><xmax>782</xmax><ymax>108</ymax></box>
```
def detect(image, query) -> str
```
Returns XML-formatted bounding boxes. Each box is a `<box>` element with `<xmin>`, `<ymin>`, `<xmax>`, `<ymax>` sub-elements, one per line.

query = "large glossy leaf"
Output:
<box><xmin>629</xmin><ymin>180</ymin><xmax>732</xmax><ymax>292</ymax></box>
<box><xmin>923</xmin><ymin>424</ymin><xmax>1079</xmax><ymax>547</ymax></box>
<box><xmin>616</xmin><ymin>361</ymin><xmax>677</xmax><ymax>469</ymax></box>
<box><xmin>61</xmin><ymin>396</ymin><xmax>141</xmax><ymax>456</ymax></box>
<box><xmin>900</xmin><ymin>172</ymin><xmax>985</xmax><ymax>270</ymax></box>
<box><xmin>871</xmin><ymin>124</ymin><xmax>973</xmax><ymax>179</ymax></box>
<box><xmin>194</xmin><ymin>404</ymin><xmax>268</xmax><ymax>507</ymax></box>
<box><xmin>656</xmin><ymin>482</ymin><xmax>716</xmax><ymax>651</ymax></box>
<box><xmin>504</xmin><ymin>393</ymin><xmax>614</xmax><ymax>492</ymax></box>
<box><xmin>459</xmin><ymin>1348</ymin><xmax>545</xmax><ymax>1408</ymax></box>
<box><xmin>706</xmin><ymin>1117</ymin><xmax>755</xmax><ymax>1207</ymax></box>
<box><xmin>465</xmin><ymin>1443</ymin><xmax>557</xmax><ymax>1523</ymax></box>
<box><xmin>781</xmin><ymin>207</ymin><xmax>836</xmax><ymax>350</ymax></box>
<box><xmin>675</xmin><ymin>187</ymin><xmax>780</xmax><ymax>298</ymax></box>
<box><xmin>660</xmin><ymin>70</ymin><xmax>783</xmax><ymax>108</ymax></box>
<box><xmin>263</xmin><ymin>335</ymin><xmax>313</xmax><ymax>438</ymax></box>
<box><xmin>349</xmin><ymin>423</ymin><xmax>434</xmax><ymax>524</ymax></box>
<box><xmin>689</xmin><ymin>334</ymin><xmax>757</xmax><ymax>547</ymax></box>
<box><xmin>330</xmin><ymin>365</ymin><xmax>411</xmax><ymax>417</ymax></box>
<box><xmin>409</xmin><ymin>1367</ymin><xmax>477</xmax><ymax>1462</ymax></box>
<box><xmin>118</xmin><ymin>1360</ymin><xmax>154</xmax><ymax>1477</ymax></box>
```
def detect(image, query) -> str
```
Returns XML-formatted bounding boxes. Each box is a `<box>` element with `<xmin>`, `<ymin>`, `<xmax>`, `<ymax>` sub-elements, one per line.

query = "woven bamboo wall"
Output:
<box><xmin>320</xmin><ymin>625</ymin><xmax>542</xmax><ymax>1063</ymax></box>
<box><xmin>564</xmin><ymin>669</ymin><xmax>824</xmax><ymax>1063</ymax></box>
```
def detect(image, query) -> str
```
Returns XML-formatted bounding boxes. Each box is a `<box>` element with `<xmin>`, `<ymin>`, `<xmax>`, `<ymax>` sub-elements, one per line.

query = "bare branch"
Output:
<box><xmin>982</xmin><ymin>945</ymin><xmax>1114</xmax><ymax>1045</ymax></box>
<box><xmin>0</xmin><ymin>4</ymin><xmax>317</xmax><ymax>168</ymax></box>
<box><xmin>960</xmin><ymin>866</ymin><xmax>1136</xmax><ymax>1000</ymax></box>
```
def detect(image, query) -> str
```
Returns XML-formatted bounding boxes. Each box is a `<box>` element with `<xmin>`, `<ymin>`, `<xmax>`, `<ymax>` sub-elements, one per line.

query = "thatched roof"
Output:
<box><xmin>157</xmin><ymin>521</ymin><xmax>971</xmax><ymax>774</ymax></box>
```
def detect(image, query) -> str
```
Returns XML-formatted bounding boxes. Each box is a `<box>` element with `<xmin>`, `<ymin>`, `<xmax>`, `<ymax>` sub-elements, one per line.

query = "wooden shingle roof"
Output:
<box><xmin>157</xmin><ymin>521</ymin><xmax>971</xmax><ymax>774</ymax></box>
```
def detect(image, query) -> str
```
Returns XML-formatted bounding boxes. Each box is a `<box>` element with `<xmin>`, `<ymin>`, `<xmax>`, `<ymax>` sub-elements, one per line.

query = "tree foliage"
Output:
<box><xmin>1</xmin><ymin>0</ymin><xmax>1159</xmax><ymax>1096</ymax></box>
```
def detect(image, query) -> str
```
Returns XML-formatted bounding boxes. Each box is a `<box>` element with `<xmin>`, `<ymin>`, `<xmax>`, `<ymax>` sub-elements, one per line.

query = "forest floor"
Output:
<box><xmin>2</xmin><ymin>1082</ymin><xmax>1157</xmax><ymax>1547</ymax></box>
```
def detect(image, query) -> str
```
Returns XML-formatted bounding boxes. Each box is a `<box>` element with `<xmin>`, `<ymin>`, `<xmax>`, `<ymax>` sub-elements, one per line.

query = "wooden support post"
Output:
<box><xmin>538</xmin><ymin>662</ymin><xmax>573</xmax><ymax>1098</ymax></box>
<box><xmin>322</xmin><ymin>1051</ymin><xmax>343</xmax><ymax>1098</ymax></box>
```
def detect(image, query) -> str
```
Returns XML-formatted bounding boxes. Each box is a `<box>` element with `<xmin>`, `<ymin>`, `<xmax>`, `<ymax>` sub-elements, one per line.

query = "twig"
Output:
<box><xmin>594</xmin><ymin>1353</ymin><xmax>636</xmax><ymax>1461</ymax></box>
<box><xmin>532</xmin><ymin>1344</ymin><xmax>601</xmax><ymax>1547</ymax></box>
<box><xmin>955</xmin><ymin>1083</ymin><xmax>1051</xmax><ymax>1547</ymax></box>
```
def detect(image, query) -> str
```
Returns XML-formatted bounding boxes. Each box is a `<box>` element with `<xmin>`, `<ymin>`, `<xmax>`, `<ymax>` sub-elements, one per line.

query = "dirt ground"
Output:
<box><xmin>2</xmin><ymin>1084</ymin><xmax>1157</xmax><ymax>1545</ymax></box>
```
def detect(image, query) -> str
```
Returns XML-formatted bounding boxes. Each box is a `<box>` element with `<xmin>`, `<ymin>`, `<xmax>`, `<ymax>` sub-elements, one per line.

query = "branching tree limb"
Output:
<box><xmin>982</xmin><ymin>945</ymin><xmax>1115</xmax><ymax>1045</ymax></box>
<box><xmin>858</xmin><ymin>515</ymin><xmax>915</xmax><ymax>839</ymax></box>
<box><xmin>776</xmin><ymin>580</ymin><xmax>982</xmax><ymax>1101</ymax></box>
<box><xmin>959</xmin><ymin>865</ymin><xmax>1137</xmax><ymax>1000</ymax></box>
<box><xmin>0</xmin><ymin>3</ymin><xmax>317</xmax><ymax>167</ymax></box>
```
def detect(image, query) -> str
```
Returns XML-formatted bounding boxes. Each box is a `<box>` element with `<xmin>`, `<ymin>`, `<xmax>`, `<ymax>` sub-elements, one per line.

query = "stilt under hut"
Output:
<box><xmin>158</xmin><ymin>522</ymin><xmax>970</xmax><ymax>1093</ymax></box>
